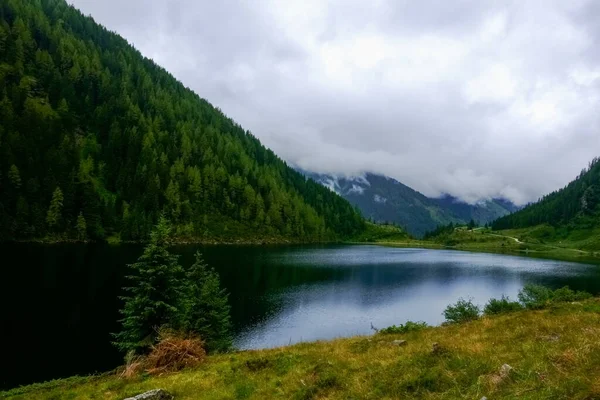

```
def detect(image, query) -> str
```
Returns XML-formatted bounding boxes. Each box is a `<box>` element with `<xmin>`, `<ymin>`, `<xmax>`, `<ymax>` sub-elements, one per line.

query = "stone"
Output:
<box><xmin>499</xmin><ymin>363</ymin><xmax>513</xmax><ymax>378</ymax></box>
<box><xmin>541</xmin><ymin>334</ymin><xmax>560</xmax><ymax>342</ymax></box>
<box><xmin>480</xmin><ymin>397</ymin><xmax>488</xmax><ymax>400</ymax></box>
<box><xmin>123</xmin><ymin>389</ymin><xmax>174</xmax><ymax>400</ymax></box>
<box><xmin>391</xmin><ymin>340</ymin><xmax>407</xmax><ymax>346</ymax></box>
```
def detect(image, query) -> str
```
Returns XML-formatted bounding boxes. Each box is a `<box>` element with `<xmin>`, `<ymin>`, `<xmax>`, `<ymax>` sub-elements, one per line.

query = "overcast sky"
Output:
<box><xmin>68</xmin><ymin>0</ymin><xmax>600</xmax><ymax>205</ymax></box>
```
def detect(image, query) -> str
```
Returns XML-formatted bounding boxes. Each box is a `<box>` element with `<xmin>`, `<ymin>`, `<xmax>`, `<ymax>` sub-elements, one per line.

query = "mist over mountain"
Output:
<box><xmin>303</xmin><ymin>171</ymin><xmax>519</xmax><ymax>237</ymax></box>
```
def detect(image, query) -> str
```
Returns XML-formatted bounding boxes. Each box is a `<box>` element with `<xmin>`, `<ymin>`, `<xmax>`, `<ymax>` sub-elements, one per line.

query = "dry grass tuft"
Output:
<box><xmin>119</xmin><ymin>353</ymin><xmax>146</xmax><ymax>379</ymax></box>
<box><xmin>145</xmin><ymin>331</ymin><xmax>207</xmax><ymax>375</ymax></box>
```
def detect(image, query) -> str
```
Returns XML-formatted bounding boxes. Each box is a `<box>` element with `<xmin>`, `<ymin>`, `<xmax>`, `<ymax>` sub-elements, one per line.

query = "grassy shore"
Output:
<box><xmin>374</xmin><ymin>227</ymin><xmax>600</xmax><ymax>264</ymax></box>
<box><xmin>3</xmin><ymin>298</ymin><xmax>600</xmax><ymax>399</ymax></box>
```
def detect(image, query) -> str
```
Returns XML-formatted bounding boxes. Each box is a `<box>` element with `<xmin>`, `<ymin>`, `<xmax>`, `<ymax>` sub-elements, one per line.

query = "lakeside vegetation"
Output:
<box><xmin>4</xmin><ymin>287</ymin><xmax>600</xmax><ymax>399</ymax></box>
<box><xmin>363</xmin><ymin>220</ymin><xmax>600</xmax><ymax>263</ymax></box>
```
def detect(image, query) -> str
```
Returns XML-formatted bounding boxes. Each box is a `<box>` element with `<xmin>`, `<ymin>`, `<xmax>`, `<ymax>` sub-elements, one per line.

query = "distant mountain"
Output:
<box><xmin>303</xmin><ymin>171</ymin><xmax>519</xmax><ymax>237</ymax></box>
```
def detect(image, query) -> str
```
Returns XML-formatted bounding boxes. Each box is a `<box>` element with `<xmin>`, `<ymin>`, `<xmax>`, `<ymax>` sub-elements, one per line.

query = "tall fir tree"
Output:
<box><xmin>183</xmin><ymin>252</ymin><xmax>233</xmax><ymax>353</ymax></box>
<box><xmin>46</xmin><ymin>186</ymin><xmax>64</xmax><ymax>231</ymax></box>
<box><xmin>113</xmin><ymin>216</ymin><xmax>185</xmax><ymax>354</ymax></box>
<box><xmin>76</xmin><ymin>212</ymin><xmax>87</xmax><ymax>240</ymax></box>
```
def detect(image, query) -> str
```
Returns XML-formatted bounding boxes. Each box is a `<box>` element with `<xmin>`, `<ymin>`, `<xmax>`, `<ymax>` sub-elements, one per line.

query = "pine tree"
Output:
<box><xmin>113</xmin><ymin>216</ymin><xmax>186</xmax><ymax>354</ymax></box>
<box><xmin>467</xmin><ymin>219</ymin><xmax>476</xmax><ymax>230</ymax></box>
<box><xmin>46</xmin><ymin>187</ymin><xmax>64</xmax><ymax>231</ymax></box>
<box><xmin>76</xmin><ymin>212</ymin><xmax>87</xmax><ymax>240</ymax></box>
<box><xmin>8</xmin><ymin>165</ymin><xmax>21</xmax><ymax>189</ymax></box>
<box><xmin>183</xmin><ymin>251</ymin><xmax>233</xmax><ymax>353</ymax></box>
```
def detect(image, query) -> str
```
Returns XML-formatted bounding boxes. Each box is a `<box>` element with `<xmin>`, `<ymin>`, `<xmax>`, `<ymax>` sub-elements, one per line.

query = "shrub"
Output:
<box><xmin>518</xmin><ymin>284</ymin><xmax>592</xmax><ymax>309</ymax></box>
<box><xmin>483</xmin><ymin>295</ymin><xmax>523</xmax><ymax>315</ymax></box>
<box><xmin>443</xmin><ymin>298</ymin><xmax>480</xmax><ymax>323</ymax></box>
<box><xmin>551</xmin><ymin>286</ymin><xmax>592</xmax><ymax>302</ymax></box>
<box><xmin>518</xmin><ymin>284</ymin><xmax>552</xmax><ymax>309</ymax></box>
<box><xmin>182</xmin><ymin>252</ymin><xmax>233</xmax><ymax>353</ymax></box>
<box><xmin>379</xmin><ymin>321</ymin><xmax>428</xmax><ymax>335</ymax></box>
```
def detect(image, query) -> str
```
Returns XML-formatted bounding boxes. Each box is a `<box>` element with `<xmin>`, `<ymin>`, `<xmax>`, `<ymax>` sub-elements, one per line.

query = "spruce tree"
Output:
<box><xmin>76</xmin><ymin>212</ymin><xmax>87</xmax><ymax>240</ymax></box>
<box><xmin>184</xmin><ymin>251</ymin><xmax>233</xmax><ymax>353</ymax></box>
<box><xmin>113</xmin><ymin>216</ymin><xmax>186</xmax><ymax>354</ymax></box>
<box><xmin>8</xmin><ymin>165</ymin><xmax>21</xmax><ymax>189</ymax></box>
<box><xmin>46</xmin><ymin>187</ymin><xmax>63</xmax><ymax>231</ymax></box>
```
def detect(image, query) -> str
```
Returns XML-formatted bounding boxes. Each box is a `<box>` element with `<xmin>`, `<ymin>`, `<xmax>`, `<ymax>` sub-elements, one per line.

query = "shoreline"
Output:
<box><xmin>4</xmin><ymin>298</ymin><xmax>600</xmax><ymax>399</ymax></box>
<box><xmin>6</xmin><ymin>237</ymin><xmax>600</xmax><ymax>264</ymax></box>
<box><xmin>370</xmin><ymin>240</ymin><xmax>600</xmax><ymax>264</ymax></box>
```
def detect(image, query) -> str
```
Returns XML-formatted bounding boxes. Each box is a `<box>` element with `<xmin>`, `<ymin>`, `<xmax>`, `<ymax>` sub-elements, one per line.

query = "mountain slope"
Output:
<box><xmin>306</xmin><ymin>172</ymin><xmax>517</xmax><ymax>237</ymax></box>
<box><xmin>0</xmin><ymin>0</ymin><xmax>365</xmax><ymax>242</ymax></box>
<box><xmin>493</xmin><ymin>158</ymin><xmax>600</xmax><ymax>232</ymax></box>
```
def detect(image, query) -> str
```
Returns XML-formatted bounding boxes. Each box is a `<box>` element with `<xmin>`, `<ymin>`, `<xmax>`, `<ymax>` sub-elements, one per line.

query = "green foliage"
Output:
<box><xmin>423</xmin><ymin>222</ymin><xmax>457</xmax><ymax>240</ymax></box>
<box><xmin>0</xmin><ymin>0</ymin><xmax>366</xmax><ymax>242</ymax></box>
<box><xmin>114</xmin><ymin>217</ymin><xmax>233</xmax><ymax>355</ymax></box>
<box><xmin>182</xmin><ymin>252</ymin><xmax>233</xmax><ymax>353</ymax></box>
<box><xmin>378</xmin><ymin>321</ymin><xmax>428</xmax><ymax>335</ymax></box>
<box><xmin>350</xmin><ymin>221</ymin><xmax>410</xmax><ymax>242</ymax></box>
<box><xmin>493</xmin><ymin>158</ymin><xmax>600</xmax><ymax>233</ymax></box>
<box><xmin>45</xmin><ymin>186</ymin><xmax>63</xmax><ymax>231</ymax></box>
<box><xmin>75</xmin><ymin>212</ymin><xmax>87</xmax><ymax>240</ymax></box>
<box><xmin>443</xmin><ymin>298</ymin><xmax>480</xmax><ymax>323</ymax></box>
<box><xmin>518</xmin><ymin>284</ymin><xmax>592</xmax><ymax>310</ymax></box>
<box><xmin>483</xmin><ymin>295</ymin><xmax>523</xmax><ymax>315</ymax></box>
<box><xmin>517</xmin><ymin>285</ymin><xmax>553</xmax><ymax>309</ymax></box>
<box><xmin>8</xmin><ymin>164</ymin><xmax>21</xmax><ymax>189</ymax></box>
<box><xmin>552</xmin><ymin>286</ymin><xmax>592</xmax><ymax>302</ymax></box>
<box><xmin>113</xmin><ymin>217</ymin><xmax>185</xmax><ymax>354</ymax></box>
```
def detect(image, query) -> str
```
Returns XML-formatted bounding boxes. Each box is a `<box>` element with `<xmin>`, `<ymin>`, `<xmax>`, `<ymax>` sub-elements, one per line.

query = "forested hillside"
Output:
<box><xmin>0</xmin><ymin>0</ymin><xmax>365</xmax><ymax>242</ymax></box>
<box><xmin>493</xmin><ymin>158</ymin><xmax>600</xmax><ymax>231</ymax></box>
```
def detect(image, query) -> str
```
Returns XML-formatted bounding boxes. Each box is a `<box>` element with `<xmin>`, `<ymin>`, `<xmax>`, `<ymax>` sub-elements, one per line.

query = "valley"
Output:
<box><xmin>2</xmin><ymin>1</ymin><xmax>600</xmax><ymax>399</ymax></box>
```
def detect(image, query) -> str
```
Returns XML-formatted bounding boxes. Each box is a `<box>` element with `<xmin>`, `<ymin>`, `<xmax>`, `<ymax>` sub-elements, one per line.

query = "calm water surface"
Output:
<box><xmin>2</xmin><ymin>243</ymin><xmax>599</xmax><ymax>389</ymax></box>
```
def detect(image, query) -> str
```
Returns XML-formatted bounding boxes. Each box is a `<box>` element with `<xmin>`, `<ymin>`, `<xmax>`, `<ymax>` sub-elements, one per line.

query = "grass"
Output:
<box><xmin>4</xmin><ymin>298</ymin><xmax>600</xmax><ymax>400</ymax></box>
<box><xmin>375</xmin><ymin>226</ymin><xmax>600</xmax><ymax>264</ymax></box>
<box><xmin>349</xmin><ymin>222</ymin><xmax>410</xmax><ymax>243</ymax></box>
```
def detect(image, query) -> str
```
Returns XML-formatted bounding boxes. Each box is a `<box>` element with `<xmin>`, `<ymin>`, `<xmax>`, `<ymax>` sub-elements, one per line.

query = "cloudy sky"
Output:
<box><xmin>69</xmin><ymin>0</ymin><xmax>600</xmax><ymax>205</ymax></box>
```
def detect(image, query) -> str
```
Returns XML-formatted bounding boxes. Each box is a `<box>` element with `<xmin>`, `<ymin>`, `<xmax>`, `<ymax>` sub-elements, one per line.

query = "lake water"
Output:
<box><xmin>1</xmin><ymin>243</ymin><xmax>599</xmax><ymax>389</ymax></box>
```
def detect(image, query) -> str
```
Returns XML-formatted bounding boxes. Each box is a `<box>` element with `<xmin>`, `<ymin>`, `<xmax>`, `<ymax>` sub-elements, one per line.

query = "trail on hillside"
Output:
<box><xmin>483</xmin><ymin>232</ymin><xmax>589</xmax><ymax>254</ymax></box>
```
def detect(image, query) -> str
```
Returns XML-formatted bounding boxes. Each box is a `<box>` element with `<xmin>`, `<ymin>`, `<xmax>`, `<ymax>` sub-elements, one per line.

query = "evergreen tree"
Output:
<box><xmin>113</xmin><ymin>216</ymin><xmax>185</xmax><ymax>354</ymax></box>
<box><xmin>183</xmin><ymin>252</ymin><xmax>233</xmax><ymax>353</ymax></box>
<box><xmin>76</xmin><ymin>212</ymin><xmax>87</xmax><ymax>240</ymax></box>
<box><xmin>467</xmin><ymin>219</ymin><xmax>476</xmax><ymax>230</ymax></box>
<box><xmin>8</xmin><ymin>165</ymin><xmax>21</xmax><ymax>189</ymax></box>
<box><xmin>46</xmin><ymin>187</ymin><xmax>64</xmax><ymax>231</ymax></box>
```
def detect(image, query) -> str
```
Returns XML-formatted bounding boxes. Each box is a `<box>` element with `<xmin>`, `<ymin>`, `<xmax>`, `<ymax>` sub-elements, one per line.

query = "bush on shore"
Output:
<box><xmin>483</xmin><ymin>295</ymin><xmax>523</xmax><ymax>315</ymax></box>
<box><xmin>378</xmin><ymin>321</ymin><xmax>428</xmax><ymax>335</ymax></box>
<box><xmin>443</xmin><ymin>297</ymin><xmax>480</xmax><ymax>323</ymax></box>
<box><xmin>441</xmin><ymin>285</ymin><xmax>594</xmax><ymax>324</ymax></box>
